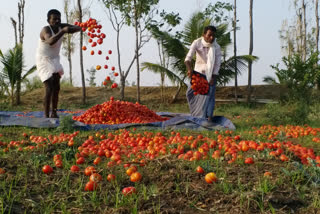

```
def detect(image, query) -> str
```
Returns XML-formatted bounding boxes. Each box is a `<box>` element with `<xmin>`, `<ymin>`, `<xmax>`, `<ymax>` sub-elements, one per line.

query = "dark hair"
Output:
<box><xmin>203</xmin><ymin>25</ymin><xmax>217</xmax><ymax>34</ymax></box>
<box><xmin>47</xmin><ymin>9</ymin><xmax>61</xmax><ymax>21</ymax></box>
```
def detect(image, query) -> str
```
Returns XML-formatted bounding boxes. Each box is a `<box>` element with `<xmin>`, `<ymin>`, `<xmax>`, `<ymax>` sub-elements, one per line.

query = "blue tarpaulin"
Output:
<box><xmin>0</xmin><ymin>110</ymin><xmax>235</xmax><ymax>130</ymax></box>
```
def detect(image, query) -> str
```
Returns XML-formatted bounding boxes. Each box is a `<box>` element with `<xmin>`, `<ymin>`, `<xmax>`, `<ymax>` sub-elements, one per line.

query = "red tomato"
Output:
<box><xmin>0</xmin><ymin>168</ymin><xmax>5</xmax><ymax>174</ymax></box>
<box><xmin>76</xmin><ymin>157</ymin><xmax>85</xmax><ymax>164</ymax></box>
<box><xmin>244</xmin><ymin>157</ymin><xmax>254</xmax><ymax>164</ymax></box>
<box><xmin>70</xmin><ymin>165</ymin><xmax>80</xmax><ymax>173</ymax></box>
<box><xmin>42</xmin><ymin>165</ymin><xmax>53</xmax><ymax>174</ymax></box>
<box><xmin>108</xmin><ymin>50</ymin><xmax>112</xmax><ymax>54</ymax></box>
<box><xmin>89</xmin><ymin>173</ymin><xmax>102</xmax><ymax>183</ymax></box>
<box><xmin>196</xmin><ymin>166</ymin><xmax>205</xmax><ymax>174</ymax></box>
<box><xmin>264</xmin><ymin>171</ymin><xmax>272</xmax><ymax>177</ymax></box>
<box><xmin>93</xmin><ymin>157</ymin><xmax>101</xmax><ymax>165</ymax></box>
<box><xmin>130</xmin><ymin>172</ymin><xmax>142</xmax><ymax>182</ymax></box>
<box><xmin>107</xmin><ymin>174</ymin><xmax>116</xmax><ymax>182</ymax></box>
<box><xmin>122</xmin><ymin>186</ymin><xmax>136</xmax><ymax>196</ymax></box>
<box><xmin>205</xmin><ymin>172</ymin><xmax>217</xmax><ymax>184</ymax></box>
<box><xmin>55</xmin><ymin>160</ymin><xmax>63</xmax><ymax>168</ymax></box>
<box><xmin>84</xmin><ymin>166</ymin><xmax>96</xmax><ymax>176</ymax></box>
<box><xmin>53</xmin><ymin>154</ymin><xmax>62</xmax><ymax>162</ymax></box>
<box><xmin>126</xmin><ymin>166</ymin><xmax>137</xmax><ymax>176</ymax></box>
<box><xmin>84</xmin><ymin>181</ymin><xmax>98</xmax><ymax>191</ymax></box>
<box><xmin>280</xmin><ymin>154</ymin><xmax>289</xmax><ymax>162</ymax></box>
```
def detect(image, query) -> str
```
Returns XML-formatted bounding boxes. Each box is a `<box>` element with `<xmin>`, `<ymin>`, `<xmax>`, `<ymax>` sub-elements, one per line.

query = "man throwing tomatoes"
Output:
<box><xmin>36</xmin><ymin>9</ymin><xmax>81</xmax><ymax>118</ymax></box>
<box><xmin>185</xmin><ymin>25</ymin><xmax>222</xmax><ymax>123</ymax></box>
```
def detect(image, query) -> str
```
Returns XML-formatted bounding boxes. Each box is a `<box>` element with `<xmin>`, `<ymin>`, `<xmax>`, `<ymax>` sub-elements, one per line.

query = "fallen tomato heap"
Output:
<box><xmin>191</xmin><ymin>73</ymin><xmax>209</xmax><ymax>95</ymax></box>
<box><xmin>72</xmin><ymin>97</ymin><xmax>168</xmax><ymax>124</ymax></box>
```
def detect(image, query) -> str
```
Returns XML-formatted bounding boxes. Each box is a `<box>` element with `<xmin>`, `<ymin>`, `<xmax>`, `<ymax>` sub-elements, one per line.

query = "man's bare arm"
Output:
<box><xmin>41</xmin><ymin>26</ymin><xmax>66</xmax><ymax>46</ymax></box>
<box><xmin>185</xmin><ymin>60</ymin><xmax>193</xmax><ymax>77</ymax></box>
<box><xmin>60</xmin><ymin>23</ymin><xmax>82</xmax><ymax>34</ymax></box>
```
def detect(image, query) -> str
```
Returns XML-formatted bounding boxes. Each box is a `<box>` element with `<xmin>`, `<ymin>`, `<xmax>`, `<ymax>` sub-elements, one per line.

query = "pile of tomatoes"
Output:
<box><xmin>191</xmin><ymin>73</ymin><xmax>209</xmax><ymax>95</ymax></box>
<box><xmin>75</xmin><ymin>18</ymin><xmax>118</xmax><ymax>88</ymax></box>
<box><xmin>72</xmin><ymin>97</ymin><xmax>168</xmax><ymax>124</ymax></box>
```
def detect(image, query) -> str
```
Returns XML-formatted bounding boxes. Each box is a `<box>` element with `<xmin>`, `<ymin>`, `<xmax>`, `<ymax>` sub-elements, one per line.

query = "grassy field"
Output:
<box><xmin>1</xmin><ymin>85</ymin><xmax>320</xmax><ymax>213</ymax></box>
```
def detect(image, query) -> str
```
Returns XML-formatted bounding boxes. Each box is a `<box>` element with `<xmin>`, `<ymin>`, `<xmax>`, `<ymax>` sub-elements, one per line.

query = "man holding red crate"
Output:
<box><xmin>185</xmin><ymin>25</ymin><xmax>222</xmax><ymax>123</ymax></box>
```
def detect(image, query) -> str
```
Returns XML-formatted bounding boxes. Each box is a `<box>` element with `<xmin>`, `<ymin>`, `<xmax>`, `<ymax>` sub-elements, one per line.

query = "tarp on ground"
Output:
<box><xmin>0</xmin><ymin>110</ymin><xmax>235</xmax><ymax>130</ymax></box>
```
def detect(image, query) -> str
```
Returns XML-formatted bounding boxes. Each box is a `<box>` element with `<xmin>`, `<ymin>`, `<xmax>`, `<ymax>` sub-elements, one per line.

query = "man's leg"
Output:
<box><xmin>50</xmin><ymin>73</ymin><xmax>60</xmax><ymax>118</ymax></box>
<box><xmin>206</xmin><ymin>82</ymin><xmax>217</xmax><ymax>122</ymax></box>
<box><xmin>43</xmin><ymin>78</ymin><xmax>53</xmax><ymax>118</ymax></box>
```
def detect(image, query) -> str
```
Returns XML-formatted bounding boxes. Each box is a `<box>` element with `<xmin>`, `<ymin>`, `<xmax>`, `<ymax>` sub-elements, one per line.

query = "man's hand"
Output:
<box><xmin>187</xmin><ymin>70</ymin><xmax>192</xmax><ymax>78</ymax></box>
<box><xmin>209</xmin><ymin>75</ymin><xmax>218</xmax><ymax>85</ymax></box>
<box><xmin>61</xmin><ymin>25</ymin><xmax>82</xmax><ymax>34</ymax></box>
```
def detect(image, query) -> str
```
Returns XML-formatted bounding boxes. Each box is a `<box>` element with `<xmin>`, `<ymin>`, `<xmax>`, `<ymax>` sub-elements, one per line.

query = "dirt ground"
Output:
<box><xmin>16</xmin><ymin>84</ymin><xmax>287</xmax><ymax>111</ymax></box>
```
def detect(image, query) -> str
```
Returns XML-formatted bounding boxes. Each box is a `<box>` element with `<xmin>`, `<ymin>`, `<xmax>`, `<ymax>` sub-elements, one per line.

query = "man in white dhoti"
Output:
<box><xmin>36</xmin><ymin>9</ymin><xmax>81</xmax><ymax>118</ymax></box>
<box><xmin>185</xmin><ymin>26</ymin><xmax>222</xmax><ymax>123</ymax></box>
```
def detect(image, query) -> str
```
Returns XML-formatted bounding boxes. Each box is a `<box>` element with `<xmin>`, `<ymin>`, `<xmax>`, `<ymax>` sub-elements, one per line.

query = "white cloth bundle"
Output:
<box><xmin>201</xmin><ymin>37</ymin><xmax>218</xmax><ymax>83</ymax></box>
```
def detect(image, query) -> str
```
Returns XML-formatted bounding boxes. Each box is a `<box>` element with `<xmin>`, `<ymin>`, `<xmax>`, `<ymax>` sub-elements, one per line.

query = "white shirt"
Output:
<box><xmin>185</xmin><ymin>38</ymin><xmax>222</xmax><ymax>76</ymax></box>
<box><xmin>36</xmin><ymin>26</ymin><xmax>64</xmax><ymax>82</ymax></box>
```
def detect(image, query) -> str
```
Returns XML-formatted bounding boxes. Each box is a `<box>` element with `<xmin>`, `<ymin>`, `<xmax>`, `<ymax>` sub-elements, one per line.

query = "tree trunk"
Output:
<box><xmin>120</xmin><ymin>75</ymin><xmax>125</xmax><ymax>100</ymax></box>
<box><xmin>16</xmin><ymin>0</ymin><xmax>25</xmax><ymax>105</ymax></box>
<box><xmin>233</xmin><ymin>0</ymin><xmax>238</xmax><ymax>103</ymax></box>
<box><xmin>116</xmin><ymin>22</ymin><xmax>125</xmax><ymax>100</ymax></box>
<box><xmin>78</xmin><ymin>0</ymin><xmax>86</xmax><ymax>104</ymax></box>
<box><xmin>10</xmin><ymin>18</ymin><xmax>18</xmax><ymax>46</ymax></box>
<box><xmin>302</xmin><ymin>0</ymin><xmax>306</xmax><ymax>62</ymax></box>
<box><xmin>161</xmin><ymin>73</ymin><xmax>165</xmax><ymax>102</ymax></box>
<box><xmin>172</xmin><ymin>83</ymin><xmax>182</xmax><ymax>103</ymax></box>
<box><xmin>18</xmin><ymin>0</ymin><xmax>25</xmax><ymax>45</ymax></box>
<box><xmin>316</xmin><ymin>0</ymin><xmax>319</xmax><ymax>55</ymax></box>
<box><xmin>133</xmin><ymin>0</ymin><xmax>141</xmax><ymax>103</ymax></box>
<box><xmin>247</xmin><ymin>0</ymin><xmax>253</xmax><ymax>103</ymax></box>
<box><xmin>68</xmin><ymin>50</ymin><xmax>72</xmax><ymax>85</ymax></box>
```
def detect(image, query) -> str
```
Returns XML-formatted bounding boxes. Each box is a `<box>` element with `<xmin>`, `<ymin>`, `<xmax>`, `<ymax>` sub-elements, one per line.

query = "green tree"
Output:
<box><xmin>263</xmin><ymin>53</ymin><xmax>320</xmax><ymax>103</ymax></box>
<box><xmin>0</xmin><ymin>45</ymin><xmax>36</xmax><ymax>106</ymax></box>
<box><xmin>102</xmin><ymin>0</ymin><xmax>159</xmax><ymax>103</ymax></box>
<box><xmin>86</xmin><ymin>67</ymin><xmax>97</xmax><ymax>87</ymax></box>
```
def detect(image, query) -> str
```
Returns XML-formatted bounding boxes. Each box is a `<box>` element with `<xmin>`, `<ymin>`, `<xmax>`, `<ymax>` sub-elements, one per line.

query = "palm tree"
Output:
<box><xmin>142</xmin><ymin>11</ymin><xmax>257</xmax><ymax>102</ymax></box>
<box><xmin>0</xmin><ymin>44</ymin><xmax>36</xmax><ymax>106</ymax></box>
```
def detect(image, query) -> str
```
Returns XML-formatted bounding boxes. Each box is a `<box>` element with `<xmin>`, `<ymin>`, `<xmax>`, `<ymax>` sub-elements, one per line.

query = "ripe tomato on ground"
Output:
<box><xmin>130</xmin><ymin>172</ymin><xmax>142</xmax><ymax>182</ymax></box>
<box><xmin>54</xmin><ymin>160</ymin><xmax>63</xmax><ymax>168</ymax></box>
<box><xmin>42</xmin><ymin>165</ymin><xmax>53</xmax><ymax>174</ymax></box>
<box><xmin>196</xmin><ymin>166</ymin><xmax>205</xmax><ymax>174</ymax></box>
<box><xmin>244</xmin><ymin>157</ymin><xmax>254</xmax><ymax>164</ymax></box>
<box><xmin>122</xmin><ymin>186</ymin><xmax>136</xmax><ymax>196</ymax></box>
<box><xmin>107</xmin><ymin>174</ymin><xmax>116</xmax><ymax>182</ymax></box>
<box><xmin>89</xmin><ymin>173</ymin><xmax>102</xmax><ymax>183</ymax></box>
<box><xmin>264</xmin><ymin>171</ymin><xmax>272</xmax><ymax>177</ymax></box>
<box><xmin>126</xmin><ymin>166</ymin><xmax>137</xmax><ymax>176</ymax></box>
<box><xmin>84</xmin><ymin>166</ymin><xmax>96</xmax><ymax>176</ymax></box>
<box><xmin>0</xmin><ymin>168</ymin><xmax>5</xmax><ymax>174</ymax></box>
<box><xmin>84</xmin><ymin>181</ymin><xmax>98</xmax><ymax>191</ymax></box>
<box><xmin>205</xmin><ymin>172</ymin><xmax>217</xmax><ymax>184</ymax></box>
<box><xmin>70</xmin><ymin>165</ymin><xmax>80</xmax><ymax>173</ymax></box>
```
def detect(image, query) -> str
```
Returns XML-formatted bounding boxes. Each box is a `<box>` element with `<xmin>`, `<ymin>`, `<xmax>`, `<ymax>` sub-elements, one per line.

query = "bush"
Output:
<box><xmin>24</xmin><ymin>76</ymin><xmax>43</xmax><ymax>92</ymax></box>
<box><xmin>57</xmin><ymin>114</ymin><xmax>75</xmax><ymax>132</ymax></box>
<box><xmin>271</xmin><ymin>53</ymin><xmax>320</xmax><ymax>104</ymax></box>
<box><xmin>264</xmin><ymin>102</ymin><xmax>310</xmax><ymax>125</ymax></box>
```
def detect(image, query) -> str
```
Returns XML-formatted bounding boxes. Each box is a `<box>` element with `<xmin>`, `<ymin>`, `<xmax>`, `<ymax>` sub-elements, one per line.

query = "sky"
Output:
<box><xmin>0</xmin><ymin>0</ymin><xmax>299</xmax><ymax>87</ymax></box>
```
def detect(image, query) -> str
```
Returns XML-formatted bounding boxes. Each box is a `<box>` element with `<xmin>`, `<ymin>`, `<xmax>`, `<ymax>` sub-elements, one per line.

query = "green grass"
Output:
<box><xmin>0</xmin><ymin>99</ymin><xmax>320</xmax><ymax>213</ymax></box>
